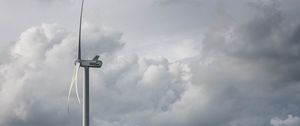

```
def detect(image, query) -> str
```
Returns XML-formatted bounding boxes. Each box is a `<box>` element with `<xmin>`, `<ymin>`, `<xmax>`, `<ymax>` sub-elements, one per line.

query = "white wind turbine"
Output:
<box><xmin>68</xmin><ymin>0</ymin><xmax>103</xmax><ymax>126</ymax></box>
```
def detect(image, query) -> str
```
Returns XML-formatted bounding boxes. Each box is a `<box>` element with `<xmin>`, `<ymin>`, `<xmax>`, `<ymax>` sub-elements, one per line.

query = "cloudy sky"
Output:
<box><xmin>1</xmin><ymin>0</ymin><xmax>300</xmax><ymax>126</ymax></box>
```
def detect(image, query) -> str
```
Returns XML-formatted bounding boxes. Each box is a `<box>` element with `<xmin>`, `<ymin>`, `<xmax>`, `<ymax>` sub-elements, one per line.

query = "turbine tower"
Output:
<box><xmin>68</xmin><ymin>0</ymin><xmax>103</xmax><ymax>126</ymax></box>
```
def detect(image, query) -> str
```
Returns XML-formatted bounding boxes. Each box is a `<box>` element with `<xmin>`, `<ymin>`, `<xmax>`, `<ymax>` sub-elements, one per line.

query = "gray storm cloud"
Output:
<box><xmin>1</xmin><ymin>0</ymin><xmax>300</xmax><ymax>126</ymax></box>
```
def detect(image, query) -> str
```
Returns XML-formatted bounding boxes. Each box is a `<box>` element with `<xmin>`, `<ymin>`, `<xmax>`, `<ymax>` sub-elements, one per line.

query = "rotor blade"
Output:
<box><xmin>67</xmin><ymin>65</ymin><xmax>77</xmax><ymax>112</ymax></box>
<box><xmin>74</xmin><ymin>62</ymin><xmax>81</xmax><ymax>104</ymax></box>
<box><xmin>67</xmin><ymin>63</ymin><xmax>81</xmax><ymax>113</ymax></box>
<box><xmin>78</xmin><ymin>0</ymin><xmax>85</xmax><ymax>60</ymax></box>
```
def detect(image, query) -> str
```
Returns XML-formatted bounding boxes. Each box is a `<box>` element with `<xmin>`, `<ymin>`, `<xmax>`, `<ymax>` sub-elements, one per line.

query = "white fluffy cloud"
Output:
<box><xmin>0</xmin><ymin>22</ymin><xmax>194</xmax><ymax>126</ymax></box>
<box><xmin>271</xmin><ymin>115</ymin><xmax>300</xmax><ymax>126</ymax></box>
<box><xmin>2</xmin><ymin>0</ymin><xmax>300</xmax><ymax>126</ymax></box>
<box><xmin>0</xmin><ymin>22</ymin><xmax>124</xmax><ymax>126</ymax></box>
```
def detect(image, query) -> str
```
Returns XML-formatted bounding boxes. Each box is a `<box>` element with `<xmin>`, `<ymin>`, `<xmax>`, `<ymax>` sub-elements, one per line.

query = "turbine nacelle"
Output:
<box><xmin>75</xmin><ymin>55</ymin><xmax>103</xmax><ymax>68</ymax></box>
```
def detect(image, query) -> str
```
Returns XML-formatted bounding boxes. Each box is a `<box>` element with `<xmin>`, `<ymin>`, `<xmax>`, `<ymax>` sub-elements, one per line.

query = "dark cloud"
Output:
<box><xmin>184</xmin><ymin>1</ymin><xmax>300</xmax><ymax>126</ymax></box>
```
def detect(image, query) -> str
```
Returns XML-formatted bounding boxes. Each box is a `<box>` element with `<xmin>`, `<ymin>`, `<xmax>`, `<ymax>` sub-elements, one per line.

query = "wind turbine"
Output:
<box><xmin>68</xmin><ymin>0</ymin><xmax>103</xmax><ymax>126</ymax></box>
